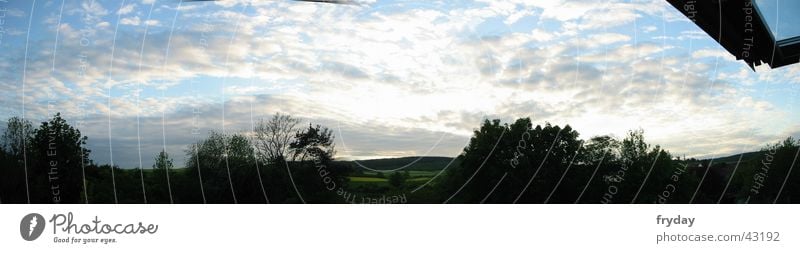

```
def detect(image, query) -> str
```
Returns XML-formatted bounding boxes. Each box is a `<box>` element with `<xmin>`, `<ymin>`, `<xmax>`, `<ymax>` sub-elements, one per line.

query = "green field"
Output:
<box><xmin>337</xmin><ymin>156</ymin><xmax>457</xmax><ymax>171</ymax></box>
<box><xmin>349</xmin><ymin>176</ymin><xmax>389</xmax><ymax>182</ymax></box>
<box><xmin>347</xmin><ymin>170</ymin><xmax>440</xmax><ymax>189</ymax></box>
<box><xmin>358</xmin><ymin>170</ymin><xmax>439</xmax><ymax>177</ymax></box>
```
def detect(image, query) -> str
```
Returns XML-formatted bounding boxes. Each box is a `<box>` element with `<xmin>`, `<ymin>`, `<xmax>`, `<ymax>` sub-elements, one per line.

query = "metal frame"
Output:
<box><xmin>666</xmin><ymin>0</ymin><xmax>800</xmax><ymax>70</ymax></box>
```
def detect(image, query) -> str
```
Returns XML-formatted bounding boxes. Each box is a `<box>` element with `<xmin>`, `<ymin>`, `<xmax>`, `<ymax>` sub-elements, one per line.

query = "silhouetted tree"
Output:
<box><xmin>738</xmin><ymin>137</ymin><xmax>800</xmax><ymax>203</ymax></box>
<box><xmin>185</xmin><ymin>131</ymin><xmax>254</xmax><ymax>203</ymax></box>
<box><xmin>0</xmin><ymin>117</ymin><xmax>34</xmax><ymax>203</ymax></box>
<box><xmin>290</xmin><ymin>124</ymin><xmax>335</xmax><ymax>162</ymax></box>
<box><xmin>144</xmin><ymin>150</ymin><xmax>175</xmax><ymax>203</ymax></box>
<box><xmin>254</xmin><ymin>113</ymin><xmax>300</xmax><ymax>163</ymax></box>
<box><xmin>388</xmin><ymin>171</ymin><xmax>407</xmax><ymax>188</ymax></box>
<box><xmin>28</xmin><ymin>113</ymin><xmax>90</xmax><ymax>203</ymax></box>
<box><xmin>579</xmin><ymin>135</ymin><xmax>620</xmax><ymax>164</ymax></box>
<box><xmin>441</xmin><ymin>118</ymin><xmax>581</xmax><ymax>203</ymax></box>
<box><xmin>287</xmin><ymin>124</ymin><xmax>350</xmax><ymax>203</ymax></box>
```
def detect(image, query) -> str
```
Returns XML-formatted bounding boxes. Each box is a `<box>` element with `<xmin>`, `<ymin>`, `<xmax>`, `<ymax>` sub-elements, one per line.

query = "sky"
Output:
<box><xmin>755</xmin><ymin>0</ymin><xmax>800</xmax><ymax>41</ymax></box>
<box><xmin>0</xmin><ymin>0</ymin><xmax>798</xmax><ymax>169</ymax></box>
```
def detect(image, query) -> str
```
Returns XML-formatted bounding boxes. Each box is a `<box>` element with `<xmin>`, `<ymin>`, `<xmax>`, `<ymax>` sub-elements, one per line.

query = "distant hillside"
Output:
<box><xmin>683</xmin><ymin>151</ymin><xmax>767</xmax><ymax>182</ymax></box>
<box><xmin>340</xmin><ymin>151</ymin><xmax>767</xmax><ymax>173</ymax></box>
<box><xmin>706</xmin><ymin>151</ymin><xmax>765</xmax><ymax>164</ymax></box>
<box><xmin>338</xmin><ymin>156</ymin><xmax>458</xmax><ymax>171</ymax></box>
<box><xmin>697</xmin><ymin>151</ymin><xmax>765</xmax><ymax>165</ymax></box>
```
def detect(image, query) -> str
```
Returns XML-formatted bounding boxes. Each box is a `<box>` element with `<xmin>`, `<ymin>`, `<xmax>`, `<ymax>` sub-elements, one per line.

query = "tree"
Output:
<box><xmin>287</xmin><ymin>123</ymin><xmax>350</xmax><ymax>203</ymax></box>
<box><xmin>441</xmin><ymin>118</ymin><xmax>582</xmax><ymax>203</ymax></box>
<box><xmin>290</xmin><ymin>123</ymin><xmax>335</xmax><ymax>163</ymax></box>
<box><xmin>388</xmin><ymin>171</ymin><xmax>407</xmax><ymax>188</ymax></box>
<box><xmin>580</xmin><ymin>135</ymin><xmax>620</xmax><ymax>164</ymax></box>
<box><xmin>28</xmin><ymin>113</ymin><xmax>90</xmax><ymax>203</ymax></box>
<box><xmin>253</xmin><ymin>113</ymin><xmax>300</xmax><ymax>163</ymax></box>
<box><xmin>770</xmin><ymin>137</ymin><xmax>800</xmax><ymax>203</ymax></box>
<box><xmin>620</xmin><ymin>129</ymin><xmax>649</xmax><ymax>167</ymax></box>
<box><xmin>742</xmin><ymin>137</ymin><xmax>800</xmax><ymax>203</ymax></box>
<box><xmin>153</xmin><ymin>149</ymin><xmax>174</xmax><ymax>171</ymax></box>
<box><xmin>0</xmin><ymin>117</ymin><xmax>34</xmax><ymax>203</ymax></box>
<box><xmin>146</xmin><ymin>150</ymin><xmax>174</xmax><ymax>203</ymax></box>
<box><xmin>185</xmin><ymin>131</ymin><xmax>269</xmax><ymax>203</ymax></box>
<box><xmin>2</xmin><ymin>116</ymin><xmax>33</xmax><ymax>159</ymax></box>
<box><xmin>441</xmin><ymin>119</ymin><xmax>507</xmax><ymax>203</ymax></box>
<box><xmin>603</xmin><ymin>129</ymin><xmax>675</xmax><ymax>203</ymax></box>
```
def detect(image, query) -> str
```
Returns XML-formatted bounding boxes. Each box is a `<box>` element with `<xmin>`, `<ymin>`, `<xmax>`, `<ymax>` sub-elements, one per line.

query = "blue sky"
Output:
<box><xmin>755</xmin><ymin>0</ymin><xmax>800</xmax><ymax>41</ymax></box>
<box><xmin>0</xmin><ymin>0</ymin><xmax>798</xmax><ymax>168</ymax></box>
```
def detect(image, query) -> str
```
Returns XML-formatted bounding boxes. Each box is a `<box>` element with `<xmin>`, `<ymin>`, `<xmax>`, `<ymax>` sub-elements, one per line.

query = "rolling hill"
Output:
<box><xmin>337</xmin><ymin>156</ymin><xmax>458</xmax><ymax>172</ymax></box>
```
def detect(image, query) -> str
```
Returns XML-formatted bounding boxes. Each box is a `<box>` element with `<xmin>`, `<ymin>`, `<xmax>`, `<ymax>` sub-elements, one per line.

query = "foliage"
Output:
<box><xmin>27</xmin><ymin>113</ymin><xmax>90</xmax><ymax>203</ymax></box>
<box><xmin>2</xmin><ymin>113</ymin><xmax>798</xmax><ymax>204</ymax></box>
<box><xmin>253</xmin><ymin>113</ymin><xmax>300</xmax><ymax>163</ymax></box>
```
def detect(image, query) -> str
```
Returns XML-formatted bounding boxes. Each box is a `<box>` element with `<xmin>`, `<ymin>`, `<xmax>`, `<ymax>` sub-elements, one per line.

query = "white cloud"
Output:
<box><xmin>692</xmin><ymin>48</ymin><xmax>733</xmax><ymax>60</ymax></box>
<box><xmin>144</xmin><ymin>19</ymin><xmax>160</xmax><ymax>26</ymax></box>
<box><xmin>504</xmin><ymin>9</ymin><xmax>534</xmax><ymax>25</ymax></box>
<box><xmin>120</xmin><ymin>16</ymin><xmax>141</xmax><ymax>26</ymax></box>
<box><xmin>117</xmin><ymin>3</ymin><xmax>136</xmax><ymax>15</ymax></box>
<box><xmin>4</xmin><ymin>8</ymin><xmax>26</xmax><ymax>17</ymax></box>
<box><xmin>587</xmin><ymin>33</ymin><xmax>631</xmax><ymax>46</ymax></box>
<box><xmin>96</xmin><ymin>21</ymin><xmax>111</xmax><ymax>29</ymax></box>
<box><xmin>1</xmin><ymin>0</ymin><xmax>797</xmax><ymax>167</ymax></box>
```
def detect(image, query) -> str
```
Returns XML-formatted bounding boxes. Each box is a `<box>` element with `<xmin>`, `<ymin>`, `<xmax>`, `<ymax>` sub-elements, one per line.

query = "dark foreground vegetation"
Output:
<box><xmin>0</xmin><ymin>113</ymin><xmax>798</xmax><ymax>204</ymax></box>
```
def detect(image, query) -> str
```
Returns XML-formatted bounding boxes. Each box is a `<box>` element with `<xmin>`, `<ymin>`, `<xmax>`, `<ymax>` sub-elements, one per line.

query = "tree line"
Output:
<box><xmin>0</xmin><ymin>113</ymin><xmax>349</xmax><ymax>204</ymax></box>
<box><xmin>438</xmin><ymin>118</ymin><xmax>799</xmax><ymax>203</ymax></box>
<box><xmin>0</xmin><ymin>113</ymin><xmax>797</xmax><ymax>203</ymax></box>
